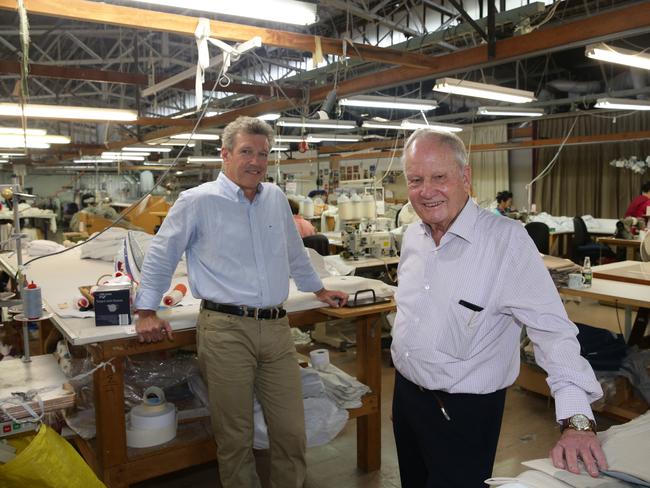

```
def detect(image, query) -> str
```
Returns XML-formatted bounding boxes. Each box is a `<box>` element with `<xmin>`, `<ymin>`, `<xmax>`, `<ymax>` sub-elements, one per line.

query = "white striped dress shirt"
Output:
<box><xmin>391</xmin><ymin>199</ymin><xmax>603</xmax><ymax>421</ymax></box>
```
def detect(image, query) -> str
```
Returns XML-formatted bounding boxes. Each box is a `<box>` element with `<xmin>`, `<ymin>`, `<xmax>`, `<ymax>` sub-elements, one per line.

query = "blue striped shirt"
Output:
<box><xmin>391</xmin><ymin>198</ymin><xmax>602</xmax><ymax>421</ymax></box>
<box><xmin>135</xmin><ymin>172</ymin><xmax>323</xmax><ymax>311</ymax></box>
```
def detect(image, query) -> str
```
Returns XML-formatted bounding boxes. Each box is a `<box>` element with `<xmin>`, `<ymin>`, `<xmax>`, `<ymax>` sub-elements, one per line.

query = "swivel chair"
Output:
<box><xmin>302</xmin><ymin>234</ymin><xmax>330</xmax><ymax>256</ymax></box>
<box><xmin>571</xmin><ymin>216</ymin><xmax>615</xmax><ymax>264</ymax></box>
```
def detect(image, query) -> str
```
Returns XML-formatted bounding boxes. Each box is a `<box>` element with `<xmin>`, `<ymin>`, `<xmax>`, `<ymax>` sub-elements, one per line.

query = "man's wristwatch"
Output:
<box><xmin>560</xmin><ymin>414</ymin><xmax>596</xmax><ymax>433</ymax></box>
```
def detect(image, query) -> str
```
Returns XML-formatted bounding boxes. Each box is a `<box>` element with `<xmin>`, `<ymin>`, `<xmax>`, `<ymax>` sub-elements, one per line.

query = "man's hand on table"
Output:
<box><xmin>550</xmin><ymin>429</ymin><xmax>607</xmax><ymax>477</ymax></box>
<box><xmin>135</xmin><ymin>310</ymin><xmax>174</xmax><ymax>343</ymax></box>
<box><xmin>315</xmin><ymin>288</ymin><xmax>348</xmax><ymax>308</ymax></box>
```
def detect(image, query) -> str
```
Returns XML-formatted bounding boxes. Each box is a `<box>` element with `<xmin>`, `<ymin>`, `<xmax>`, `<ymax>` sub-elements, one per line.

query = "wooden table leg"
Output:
<box><xmin>93</xmin><ymin>354</ymin><xmax>127</xmax><ymax>485</ymax></box>
<box><xmin>355</xmin><ymin>314</ymin><xmax>382</xmax><ymax>472</ymax></box>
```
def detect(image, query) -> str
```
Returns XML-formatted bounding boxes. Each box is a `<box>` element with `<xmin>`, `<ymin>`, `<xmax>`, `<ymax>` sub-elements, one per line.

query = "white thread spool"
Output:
<box><xmin>309</xmin><ymin>349</ymin><xmax>330</xmax><ymax>370</ymax></box>
<box><xmin>163</xmin><ymin>284</ymin><xmax>187</xmax><ymax>307</ymax></box>
<box><xmin>74</xmin><ymin>296</ymin><xmax>90</xmax><ymax>310</ymax></box>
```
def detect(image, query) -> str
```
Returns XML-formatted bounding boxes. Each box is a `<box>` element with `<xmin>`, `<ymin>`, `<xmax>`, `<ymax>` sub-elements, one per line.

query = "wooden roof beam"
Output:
<box><xmin>0</xmin><ymin>59</ymin><xmax>303</xmax><ymax>97</ymax></box>
<box><xmin>0</xmin><ymin>0</ymin><xmax>433</xmax><ymax>70</ymax></box>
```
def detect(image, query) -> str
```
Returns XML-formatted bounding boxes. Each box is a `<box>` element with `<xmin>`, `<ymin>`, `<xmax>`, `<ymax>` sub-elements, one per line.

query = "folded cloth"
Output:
<box><xmin>27</xmin><ymin>240</ymin><xmax>66</xmax><ymax>256</ymax></box>
<box><xmin>80</xmin><ymin>227</ymin><xmax>152</xmax><ymax>261</ymax></box>
<box><xmin>315</xmin><ymin>363</ymin><xmax>370</xmax><ymax>409</ymax></box>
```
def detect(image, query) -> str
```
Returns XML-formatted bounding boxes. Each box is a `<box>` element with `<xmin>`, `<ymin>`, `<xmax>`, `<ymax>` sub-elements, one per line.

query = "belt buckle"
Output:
<box><xmin>252</xmin><ymin>307</ymin><xmax>260</xmax><ymax>320</ymax></box>
<box><xmin>270</xmin><ymin>307</ymin><xmax>277</xmax><ymax>320</ymax></box>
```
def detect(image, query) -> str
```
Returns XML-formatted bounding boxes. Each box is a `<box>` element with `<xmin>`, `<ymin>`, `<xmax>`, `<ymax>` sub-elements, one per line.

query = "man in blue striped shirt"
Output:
<box><xmin>391</xmin><ymin>128</ymin><xmax>607</xmax><ymax>487</ymax></box>
<box><xmin>135</xmin><ymin>116</ymin><xmax>347</xmax><ymax>488</ymax></box>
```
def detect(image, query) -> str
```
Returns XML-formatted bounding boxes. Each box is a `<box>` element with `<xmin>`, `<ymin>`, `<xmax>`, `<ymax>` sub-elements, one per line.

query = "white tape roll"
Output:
<box><xmin>126</xmin><ymin>422</ymin><xmax>177</xmax><ymax>448</ymax></box>
<box><xmin>310</xmin><ymin>349</ymin><xmax>330</xmax><ymax>370</ymax></box>
<box><xmin>130</xmin><ymin>402</ymin><xmax>176</xmax><ymax>430</ymax></box>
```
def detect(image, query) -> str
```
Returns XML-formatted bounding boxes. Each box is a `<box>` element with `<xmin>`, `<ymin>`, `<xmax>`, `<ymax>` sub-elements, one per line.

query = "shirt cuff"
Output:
<box><xmin>134</xmin><ymin>289</ymin><xmax>162</xmax><ymax>311</ymax></box>
<box><xmin>553</xmin><ymin>385</ymin><xmax>595</xmax><ymax>422</ymax></box>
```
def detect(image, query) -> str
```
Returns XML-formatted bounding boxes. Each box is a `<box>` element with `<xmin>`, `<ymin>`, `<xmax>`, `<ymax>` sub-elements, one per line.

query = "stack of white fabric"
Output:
<box><xmin>316</xmin><ymin>363</ymin><xmax>371</xmax><ymax>409</ymax></box>
<box><xmin>80</xmin><ymin>228</ymin><xmax>151</xmax><ymax>261</ymax></box>
<box><xmin>26</xmin><ymin>239</ymin><xmax>66</xmax><ymax>256</ymax></box>
<box><xmin>487</xmin><ymin>411</ymin><xmax>650</xmax><ymax>488</ymax></box>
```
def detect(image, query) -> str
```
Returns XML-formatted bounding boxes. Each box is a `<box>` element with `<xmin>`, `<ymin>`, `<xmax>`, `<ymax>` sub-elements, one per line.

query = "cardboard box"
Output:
<box><xmin>93</xmin><ymin>284</ymin><xmax>132</xmax><ymax>326</ymax></box>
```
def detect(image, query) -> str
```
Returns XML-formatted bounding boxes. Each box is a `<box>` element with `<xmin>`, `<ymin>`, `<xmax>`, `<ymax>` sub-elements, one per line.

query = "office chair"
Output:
<box><xmin>571</xmin><ymin>216</ymin><xmax>615</xmax><ymax>264</ymax></box>
<box><xmin>524</xmin><ymin>222</ymin><xmax>550</xmax><ymax>255</ymax></box>
<box><xmin>302</xmin><ymin>234</ymin><xmax>330</xmax><ymax>256</ymax></box>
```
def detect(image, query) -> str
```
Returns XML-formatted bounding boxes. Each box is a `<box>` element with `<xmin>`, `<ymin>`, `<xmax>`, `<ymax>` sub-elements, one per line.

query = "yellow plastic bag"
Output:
<box><xmin>0</xmin><ymin>424</ymin><xmax>106</xmax><ymax>488</ymax></box>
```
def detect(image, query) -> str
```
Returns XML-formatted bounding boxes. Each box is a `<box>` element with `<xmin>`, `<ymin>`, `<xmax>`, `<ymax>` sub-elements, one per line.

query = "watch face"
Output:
<box><xmin>570</xmin><ymin>414</ymin><xmax>591</xmax><ymax>430</ymax></box>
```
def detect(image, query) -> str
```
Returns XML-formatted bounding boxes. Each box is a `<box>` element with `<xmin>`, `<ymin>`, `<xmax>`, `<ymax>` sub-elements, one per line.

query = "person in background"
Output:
<box><xmin>392</xmin><ymin>128</ymin><xmax>606</xmax><ymax>488</ymax></box>
<box><xmin>135</xmin><ymin>116</ymin><xmax>348</xmax><ymax>488</ymax></box>
<box><xmin>289</xmin><ymin>198</ymin><xmax>316</xmax><ymax>238</ymax></box>
<box><xmin>308</xmin><ymin>189</ymin><xmax>328</xmax><ymax>203</ymax></box>
<box><xmin>493</xmin><ymin>190</ymin><xmax>513</xmax><ymax>216</ymax></box>
<box><xmin>624</xmin><ymin>181</ymin><xmax>650</xmax><ymax>219</ymax></box>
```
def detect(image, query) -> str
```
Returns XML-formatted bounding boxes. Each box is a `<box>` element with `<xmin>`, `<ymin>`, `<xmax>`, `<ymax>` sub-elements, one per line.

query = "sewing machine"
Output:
<box><xmin>341</xmin><ymin>225</ymin><xmax>397</xmax><ymax>259</ymax></box>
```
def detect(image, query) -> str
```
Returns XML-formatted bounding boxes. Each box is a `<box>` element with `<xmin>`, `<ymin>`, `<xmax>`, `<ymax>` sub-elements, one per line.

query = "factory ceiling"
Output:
<box><xmin>0</xmin><ymin>0</ymin><xmax>649</xmax><ymax>171</ymax></box>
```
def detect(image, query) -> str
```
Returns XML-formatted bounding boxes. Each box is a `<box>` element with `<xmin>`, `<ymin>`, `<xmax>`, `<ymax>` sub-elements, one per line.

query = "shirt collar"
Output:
<box><xmin>216</xmin><ymin>172</ymin><xmax>264</xmax><ymax>203</ymax></box>
<box><xmin>415</xmin><ymin>196</ymin><xmax>478</xmax><ymax>243</ymax></box>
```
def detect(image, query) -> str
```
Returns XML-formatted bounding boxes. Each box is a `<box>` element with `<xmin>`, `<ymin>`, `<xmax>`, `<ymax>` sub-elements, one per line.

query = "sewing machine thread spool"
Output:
<box><xmin>75</xmin><ymin>296</ymin><xmax>90</xmax><ymax>310</ymax></box>
<box><xmin>23</xmin><ymin>281</ymin><xmax>42</xmax><ymax>320</ymax></box>
<box><xmin>163</xmin><ymin>284</ymin><xmax>187</xmax><ymax>306</ymax></box>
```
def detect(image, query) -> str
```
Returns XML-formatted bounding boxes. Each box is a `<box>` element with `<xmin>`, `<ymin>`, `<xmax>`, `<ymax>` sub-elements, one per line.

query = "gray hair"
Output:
<box><xmin>222</xmin><ymin>116</ymin><xmax>275</xmax><ymax>151</ymax></box>
<box><xmin>401</xmin><ymin>128</ymin><xmax>468</xmax><ymax>170</ymax></box>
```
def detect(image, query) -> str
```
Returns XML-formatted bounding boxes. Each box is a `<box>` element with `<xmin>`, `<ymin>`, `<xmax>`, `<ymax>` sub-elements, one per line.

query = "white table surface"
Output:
<box><xmin>0</xmin><ymin>248</ymin><xmax>394</xmax><ymax>346</ymax></box>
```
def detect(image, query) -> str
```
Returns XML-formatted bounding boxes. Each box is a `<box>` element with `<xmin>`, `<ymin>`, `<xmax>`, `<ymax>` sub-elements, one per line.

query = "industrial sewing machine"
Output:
<box><xmin>340</xmin><ymin>220</ymin><xmax>398</xmax><ymax>259</ymax></box>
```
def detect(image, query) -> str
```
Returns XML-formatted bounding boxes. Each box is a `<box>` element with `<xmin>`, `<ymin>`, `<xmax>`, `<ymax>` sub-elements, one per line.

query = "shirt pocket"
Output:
<box><xmin>445</xmin><ymin>299</ymin><xmax>487</xmax><ymax>360</ymax></box>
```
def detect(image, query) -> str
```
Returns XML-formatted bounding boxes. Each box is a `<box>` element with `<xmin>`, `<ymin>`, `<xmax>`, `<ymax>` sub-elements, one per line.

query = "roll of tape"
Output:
<box><xmin>130</xmin><ymin>402</ymin><xmax>176</xmax><ymax>430</ymax></box>
<box><xmin>126</xmin><ymin>422</ymin><xmax>177</xmax><ymax>448</ymax></box>
<box><xmin>310</xmin><ymin>349</ymin><xmax>330</xmax><ymax>370</ymax></box>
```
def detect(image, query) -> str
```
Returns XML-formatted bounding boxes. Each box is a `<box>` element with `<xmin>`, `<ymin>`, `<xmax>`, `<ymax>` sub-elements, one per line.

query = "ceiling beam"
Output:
<box><xmin>309</xmin><ymin>1</ymin><xmax>650</xmax><ymax>102</ymax></box>
<box><xmin>0</xmin><ymin>59</ymin><xmax>303</xmax><ymax>97</ymax></box>
<box><xmin>0</xmin><ymin>0</ymin><xmax>435</xmax><ymax>70</ymax></box>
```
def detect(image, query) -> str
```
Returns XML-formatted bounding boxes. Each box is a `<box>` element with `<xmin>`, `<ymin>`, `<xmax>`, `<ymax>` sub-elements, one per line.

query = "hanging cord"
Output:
<box><xmin>525</xmin><ymin>116</ymin><xmax>578</xmax><ymax>209</ymax></box>
<box><xmin>17</xmin><ymin>0</ymin><xmax>30</xmax><ymax>153</ymax></box>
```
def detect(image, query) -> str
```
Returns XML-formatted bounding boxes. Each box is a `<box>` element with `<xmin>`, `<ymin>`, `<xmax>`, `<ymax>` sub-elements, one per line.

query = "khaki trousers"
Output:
<box><xmin>197</xmin><ymin>308</ymin><xmax>306</xmax><ymax>488</ymax></box>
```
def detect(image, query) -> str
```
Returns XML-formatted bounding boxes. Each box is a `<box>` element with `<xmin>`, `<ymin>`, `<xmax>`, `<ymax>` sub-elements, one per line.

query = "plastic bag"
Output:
<box><xmin>0</xmin><ymin>424</ymin><xmax>106</xmax><ymax>488</ymax></box>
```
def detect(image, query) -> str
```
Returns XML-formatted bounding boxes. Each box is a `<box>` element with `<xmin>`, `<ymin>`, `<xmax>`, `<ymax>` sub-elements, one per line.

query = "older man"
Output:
<box><xmin>391</xmin><ymin>128</ymin><xmax>607</xmax><ymax>487</ymax></box>
<box><xmin>135</xmin><ymin>116</ymin><xmax>347</xmax><ymax>488</ymax></box>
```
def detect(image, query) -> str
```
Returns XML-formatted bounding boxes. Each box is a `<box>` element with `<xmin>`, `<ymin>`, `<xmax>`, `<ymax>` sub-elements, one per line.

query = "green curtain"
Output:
<box><xmin>534</xmin><ymin>111</ymin><xmax>650</xmax><ymax>218</ymax></box>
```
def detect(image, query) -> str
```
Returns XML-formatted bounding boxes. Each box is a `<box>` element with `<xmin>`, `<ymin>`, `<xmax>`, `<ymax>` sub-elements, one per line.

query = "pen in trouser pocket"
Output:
<box><xmin>432</xmin><ymin>391</ymin><xmax>451</xmax><ymax>421</ymax></box>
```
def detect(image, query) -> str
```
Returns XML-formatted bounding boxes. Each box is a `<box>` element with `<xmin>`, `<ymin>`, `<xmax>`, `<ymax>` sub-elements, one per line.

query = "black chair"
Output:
<box><xmin>571</xmin><ymin>216</ymin><xmax>615</xmax><ymax>264</ymax></box>
<box><xmin>524</xmin><ymin>222</ymin><xmax>550</xmax><ymax>254</ymax></box>
<box><xmin>302</xmin><ymin>234</ymin><xmax>330</xmax><ymax>256</ymax></box>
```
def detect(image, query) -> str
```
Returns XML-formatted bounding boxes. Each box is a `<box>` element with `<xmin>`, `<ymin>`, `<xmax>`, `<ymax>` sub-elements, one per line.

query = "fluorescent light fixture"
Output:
<box><xmin>102</xmin><ymin>151</ymin><xmax>150</xmax><ymax>158</ymax></box>
<box><xmin>477</xmin><ymin>106</ymin><xmax>544</xmax><ymax>117</ymax></box>
<box><xmin>433</xmin><ymin>77</ymin><xmax>536</xmax><ymax>103</ymax></box>
<box><xmin>258</xmin><ymin>113</ymin><xmax>281</xmax><ymax>121</ymax></box>
<box><xmin>586</xmin><ymin>43</ymin><xmax>650</xmax><ymax>71</ymax></box>
<box><xmin>400</xmin><ymin>120</ymin><xmax>463</xmax><ymax>132</ymax></box>
<box><xmin>170</xmin><ymin>133</ymin><xmax>220</xmax><ymax>140</ymax></box>
<box><xmin>123</xmin><ymin>145</ymin><xmax>172</xmax><ymax>152</ymax></box>
<box><xmin>73</xmin><ymin>159</ymin><xmax>118</xmax><ymax>164</ymax></box>
<box><xmin>306</xmin><ymin>133</ymin><xmax>361</xmax><ymax>143</ymax></box>
<box><xmin>126</xmin><ymin>0</ymin><xmax>318</xmax><ymax>25</ymax></box>
<box><xmin>187</xmin><ymin>157</ymin><xmax>223</xmax><ymax>163</ymax></box>
<box><xmin>339</xmin><ymin>95</ymin><xmax>437</xmax><ymax>111</ymax></box>
<box><xmin>0</xmin><ymin>103</ymin><xmax>138</xmax><ymax>121</ymax></box>
<box><xmin>0</xmin><ymin>135</ymin><xmax>70</xmax><ymax>145</ymax></box>
<box><xmin>0</xmin><ymin>153</ymin><xmax>25</xmax><ymax>157</ymax></box>
<box><xmin>594</xmin><ymin>97</ymin><xmax>650</xmax><ymax>111</ymax></box>
<box><xmin>271</xmin><ymin>146</ymin><xmax>289</xmax><ymax>151</ymax></box>
<box><xmin>144</xmin><ymin>161</ymin><xmax>173</xmax><ymax>166</ymax></box>
<box><xmin>0</xmin><ymin>127</ymin><xmax>47</xmax><ymax>136</ymax></box>
<box><xmin>277</xmin><ymin>118</ymin><xmax>357</xmax><ymax>130</ymax></box>
<box><xmin>171</xmin><ymin>109</ymin><xmax>224</xmax><ymax>119</ymax></box>
<box><xmin>101</xmin><ymin>152</ymin><xmax>146</xmax><ymax>161</ymax></box>
<box><xmin>362</xmin><ymin>120</ymin><xmax>403</xmax><ymax>130</ymax></box>
<box><xmin>275</xmin><ymin>136</ymin><xmax>305</xmax><ymax>143</ymax></box>
<box><xmin>0</xmin><ymin>139</ymin><xmax>50</xmax><ymax>149</ymax></box>
<box><xmin>175</xmin><ymin>171</ymin><xmax>184</xmax><ymax>175</ymax></box>
<box><xmin>161</xmin><ymin>141</ymin><xmax>196</xmax><ymax>147</ymax></box>
<box><xmin>0</xmin><ymin>160</ymin><xmax>8</xmax><ymax>163</ymax></box>
<box><xmin>363</xmin><ymin>120</ymin><xmax>463</xmax><ymax>132</ymax></box>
